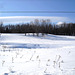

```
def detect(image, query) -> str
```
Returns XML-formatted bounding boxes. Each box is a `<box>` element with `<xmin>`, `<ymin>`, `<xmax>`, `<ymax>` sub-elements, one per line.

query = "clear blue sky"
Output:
<box><xmin>0</xmin><ymin>0</ymin><xmax>75</xmax><ymax>24</ymax></box>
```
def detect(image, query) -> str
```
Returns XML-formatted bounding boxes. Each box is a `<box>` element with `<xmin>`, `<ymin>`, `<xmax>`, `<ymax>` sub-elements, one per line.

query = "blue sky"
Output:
<box><xmin>0</xmin><ymin>0</ymin><xmax>75</xmax><ymax>24</ymax></box>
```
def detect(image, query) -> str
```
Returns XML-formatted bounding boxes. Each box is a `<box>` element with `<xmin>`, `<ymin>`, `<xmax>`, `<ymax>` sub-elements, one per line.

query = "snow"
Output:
<box><xmin>0</xmin><ymin>33</ymin><xmax>75</xmax><ymax>75</ymax></box>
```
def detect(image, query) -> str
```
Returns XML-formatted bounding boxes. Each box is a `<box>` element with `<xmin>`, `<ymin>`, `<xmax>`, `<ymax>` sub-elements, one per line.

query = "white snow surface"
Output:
<box><xmin>0</xmin><ymin>33</ymin><xmax>75</xmax><ymax>75</ymax></box>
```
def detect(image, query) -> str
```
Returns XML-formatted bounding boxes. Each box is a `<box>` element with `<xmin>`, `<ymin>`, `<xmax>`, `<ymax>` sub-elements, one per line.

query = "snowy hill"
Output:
<box><xmin>0</xmin><ymin>33</ymin><xmax>75</xmax><ymax>75</ymax></box>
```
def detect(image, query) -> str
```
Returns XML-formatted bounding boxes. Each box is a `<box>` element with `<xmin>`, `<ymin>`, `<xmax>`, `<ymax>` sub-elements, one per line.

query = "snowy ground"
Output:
<box><xmin>0</xmin><ymin>33</ymin><xmax>75</xmax><ymax>75</ymax></box>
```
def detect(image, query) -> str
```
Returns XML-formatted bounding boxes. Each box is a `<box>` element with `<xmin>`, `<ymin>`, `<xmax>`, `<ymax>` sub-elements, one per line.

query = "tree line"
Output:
<box><xmin>0</xmin><ymin>19</ymin><xmax>75</xmax><ymax>36</ymax></box>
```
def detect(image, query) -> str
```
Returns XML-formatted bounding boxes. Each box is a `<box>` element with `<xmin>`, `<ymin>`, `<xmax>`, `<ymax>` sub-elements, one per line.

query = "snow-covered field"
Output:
<box><xmin>0</xmin><ymin>33</ymin><xmax>75</xmax><ymax>75</ymax></box>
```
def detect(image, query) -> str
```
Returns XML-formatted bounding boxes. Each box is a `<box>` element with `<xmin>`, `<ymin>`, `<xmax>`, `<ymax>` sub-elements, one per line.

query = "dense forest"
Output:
<box><xmin>0</xmin><ymin>19</ymin><xmax>75</xmax><ymax>36</ymax></box>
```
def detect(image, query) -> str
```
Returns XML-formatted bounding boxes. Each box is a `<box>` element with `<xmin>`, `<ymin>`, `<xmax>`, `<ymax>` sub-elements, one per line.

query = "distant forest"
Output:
<box><xmin>0</xmin><ymin>19</ymin><xmax>75</xmax><ymax>36</ymax></box>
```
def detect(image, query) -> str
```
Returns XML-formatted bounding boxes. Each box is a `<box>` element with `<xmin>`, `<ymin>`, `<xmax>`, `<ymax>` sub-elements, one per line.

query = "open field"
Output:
<box><xmin>0</xmin><ymin>33</ymin><xmax>75</xmax><ymax>75</ymax></box>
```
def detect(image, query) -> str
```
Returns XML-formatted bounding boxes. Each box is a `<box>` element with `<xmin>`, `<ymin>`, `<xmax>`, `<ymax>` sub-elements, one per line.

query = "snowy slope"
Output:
<box><xmin>0</xmin><ymin>33</ymin><xmax>75</xmax><ymax>75</ymax></box>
